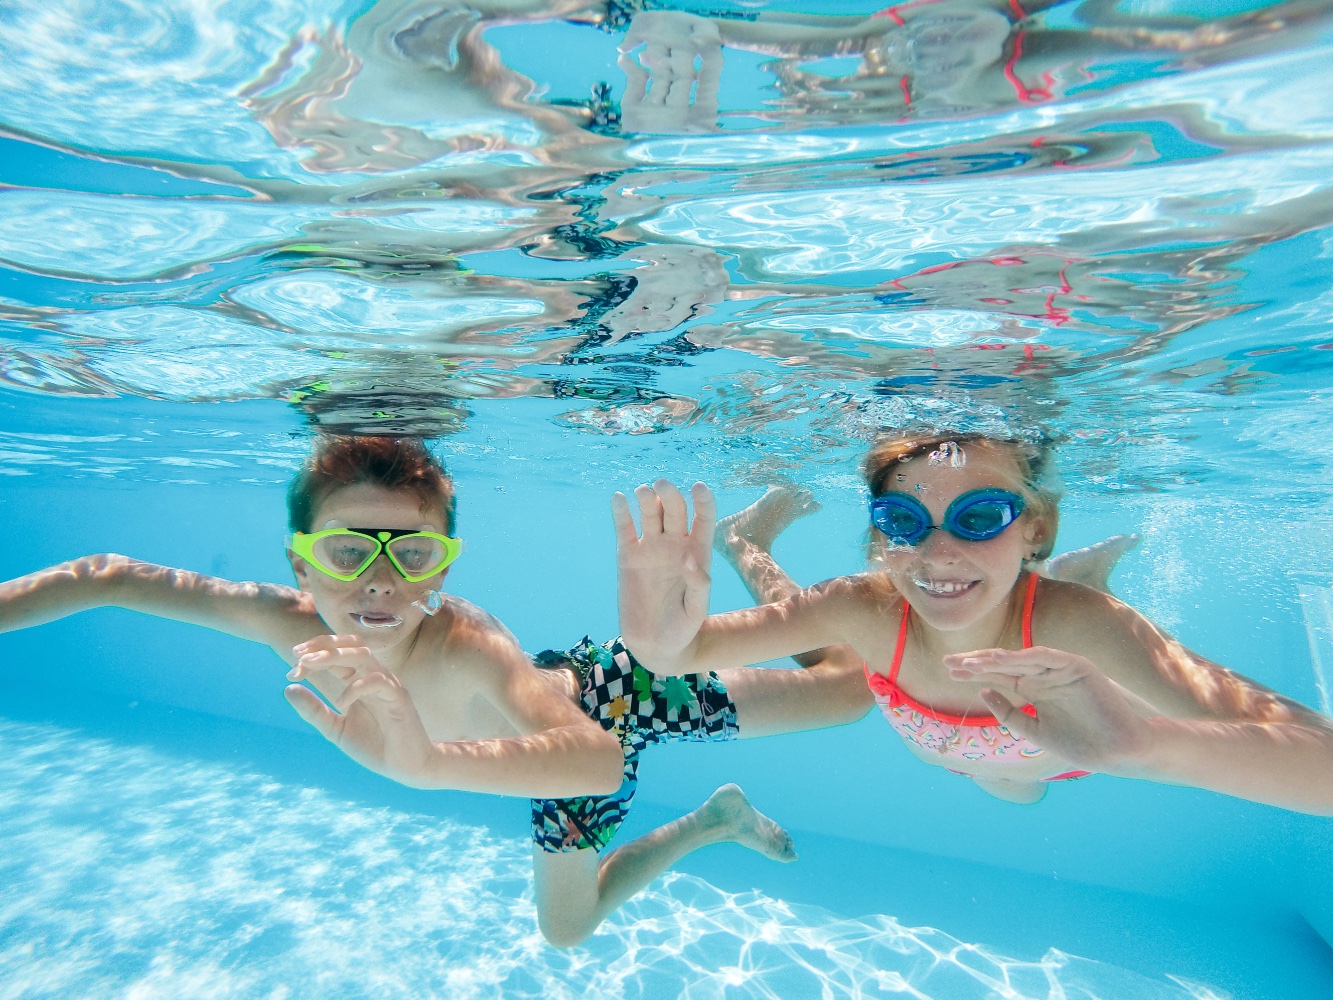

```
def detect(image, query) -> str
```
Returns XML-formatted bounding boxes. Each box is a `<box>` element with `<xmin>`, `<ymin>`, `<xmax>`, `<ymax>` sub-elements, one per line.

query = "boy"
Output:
<box><xmin>0</xmin><ymin>435</ymin><xmax>794</xmax><ymax>947</ymax></box>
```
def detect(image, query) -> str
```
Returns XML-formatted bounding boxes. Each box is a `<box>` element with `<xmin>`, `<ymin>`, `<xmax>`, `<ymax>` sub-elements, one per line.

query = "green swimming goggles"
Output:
<box><xmin>289</xmin><ymin>527</ymin><xmax>463</xmax><ymax>583</ymax></box>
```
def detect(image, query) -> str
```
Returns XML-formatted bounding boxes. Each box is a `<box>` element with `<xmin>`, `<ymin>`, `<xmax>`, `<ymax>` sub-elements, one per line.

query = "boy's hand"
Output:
<box><xmin>611</xmin><ymin>479</ymin><xmax>715</xmax><ymax>672</ymax></box>
<box><xmin>944</xmin><ymin>646</ymin><xmax>1153</xmax><ymax>772</ymax></box>
<box><xmin>284</xmin><ymin>635</ymin><xmax>436</xmax><ymax>786</ymax></box>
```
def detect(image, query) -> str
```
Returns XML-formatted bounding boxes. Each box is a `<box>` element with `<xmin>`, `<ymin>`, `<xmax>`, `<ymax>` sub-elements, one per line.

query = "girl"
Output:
<box><xmin>613</xmin><ymin>432</ymin><xmax>1333</xmax><ymax>811</ymax></box>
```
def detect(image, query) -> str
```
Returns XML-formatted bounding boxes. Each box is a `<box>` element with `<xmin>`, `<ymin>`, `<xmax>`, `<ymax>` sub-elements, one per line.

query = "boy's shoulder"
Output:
<box><xmin>417</xmin><ymin>594</ymin><xmax>531</xmax><ymax>682</ymax></box>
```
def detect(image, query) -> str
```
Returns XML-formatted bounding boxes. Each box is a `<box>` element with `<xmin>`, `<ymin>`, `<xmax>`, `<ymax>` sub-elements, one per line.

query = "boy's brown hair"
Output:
<box><xmin>287</xmin><ymin>436</ymin><xmax>457</xmax><ymax>535</ymax></box>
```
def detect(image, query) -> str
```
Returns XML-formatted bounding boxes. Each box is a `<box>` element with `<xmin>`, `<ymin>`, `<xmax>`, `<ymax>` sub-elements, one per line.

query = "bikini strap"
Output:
<box><xmin>1021</xmin><ymin>571</ymin><xmax>1038</xmax><ymax>649</ymax></box>
<box><xmin>888</xmin><ymin>598</ymin><xmax>911</xmax><ymax>682</ymax></box>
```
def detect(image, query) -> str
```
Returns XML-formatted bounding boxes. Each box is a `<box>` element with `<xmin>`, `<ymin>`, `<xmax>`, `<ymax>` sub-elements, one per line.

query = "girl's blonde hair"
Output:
<box><xmin>862</xmin><ymin>432</ymin><xmax>1062</xmax><ymax>562</ymax></box>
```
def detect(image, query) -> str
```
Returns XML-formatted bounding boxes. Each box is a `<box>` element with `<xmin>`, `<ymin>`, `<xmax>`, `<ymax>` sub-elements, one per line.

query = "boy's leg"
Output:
<box><xmin>714</xmin><ymin>486</ymin><xmax>872</xmax><ymax>736</ymax></box>
<box><xmin>532</xmin><ymin>784</ymin><xmax>795</xmax><ymax>948</ymax></box>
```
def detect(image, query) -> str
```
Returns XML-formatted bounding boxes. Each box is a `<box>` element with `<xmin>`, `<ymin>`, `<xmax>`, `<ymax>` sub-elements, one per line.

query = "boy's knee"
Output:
<box><xmin>538</xmin><ymin>913</ymin><xmax>595</xmax><ymax>950</ymax></box>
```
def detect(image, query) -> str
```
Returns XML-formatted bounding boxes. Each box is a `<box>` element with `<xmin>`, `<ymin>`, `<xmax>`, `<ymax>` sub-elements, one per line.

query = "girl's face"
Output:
<box><xmin>289</xmin><ymin>483</ymin><xmax>448</xmax><ymax>653</ymax></box>
<box><xmin>873</xmin><ymin>444</ymin><xmax>1044</xmax><ymax>633</ymax></box>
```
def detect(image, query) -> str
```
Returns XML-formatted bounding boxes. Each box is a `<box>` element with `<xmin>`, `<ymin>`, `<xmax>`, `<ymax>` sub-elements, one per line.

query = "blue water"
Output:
<box><xmin>3</xmin><ymin>0</ymin><xmax>1333</xmax><ymax>996</ymax></box>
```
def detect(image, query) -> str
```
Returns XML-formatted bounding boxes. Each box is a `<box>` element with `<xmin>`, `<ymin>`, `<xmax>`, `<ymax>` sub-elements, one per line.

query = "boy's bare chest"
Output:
<box><xmin>403</xmin><ymin>670</ymin><xmax>517</xmax><ymax>743</ymax></box>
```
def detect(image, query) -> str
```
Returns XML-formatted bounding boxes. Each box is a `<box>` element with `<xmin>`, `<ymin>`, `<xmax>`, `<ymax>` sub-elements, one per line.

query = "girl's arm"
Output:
<box><xmin>951</xmin><ymin>583</ymin><xmax>1333</xmax><ymax>814</ymax></box>
<box><xmin>613</xmin><ymin>480</ymin><xmax>871</xmax><ymax>674</ymax></box>
<box><xmin>0</xmin><ymin>554</ymin><xmax>317</xmax><ymax>656</ymax></box>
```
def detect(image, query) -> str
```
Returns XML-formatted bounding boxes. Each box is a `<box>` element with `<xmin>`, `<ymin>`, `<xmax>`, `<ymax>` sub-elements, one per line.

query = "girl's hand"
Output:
<box><xmin>284</xmin><ymin>634</ymin><xmax>435</xmax><ymax>786</ymax></box>
<box><xmin>944</xmin><ymin>646</ymin><xmax>1154</xmax><ymax>772</ymax></box>
<box><xmin>619</xmin><ymin>11</ymin><xmax>723</xmax><ymax>134</ymax></box>
<box><xmin>611</xmin><ymin>479</ymin><xmax>716</xmax><ymax>672</ymax></box>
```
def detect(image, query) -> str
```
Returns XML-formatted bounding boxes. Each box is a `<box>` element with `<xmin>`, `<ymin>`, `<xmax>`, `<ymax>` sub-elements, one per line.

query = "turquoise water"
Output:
<box><xmin>3</xmin><ymin>1</ymin><xmax>1333</xmax><ymax>996</ymax></box>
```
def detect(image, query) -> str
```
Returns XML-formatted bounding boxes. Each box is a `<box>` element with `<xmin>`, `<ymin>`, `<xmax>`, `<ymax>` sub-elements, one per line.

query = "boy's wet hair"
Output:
<box><xmin>863</xmin><ymin>431</ymin><xmax>1062</xmax><ymax>562</ymax></box>
<box><xmin>287</xmin><ymin>436</ymin><xmax>457</xmax><ymax>535</ymax></box>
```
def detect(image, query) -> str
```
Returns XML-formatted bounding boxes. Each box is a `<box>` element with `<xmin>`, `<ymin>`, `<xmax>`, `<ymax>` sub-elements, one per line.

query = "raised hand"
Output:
<box><xmin>611</xmin><ymin>479</ymin><xmax>716</xmax><ymax>673</ymax></box>
<box><xmin>944</xmin><ymin>646</ymin><xmax>1153</xmax><ymax>772</ymax></box>
<box><xmin>618</xmin><ymin>11</ymin><xmax>723</xmax><ymax>134</ymax></box>
<box><xmin>284</xmin><ymin>634</ymin><xmax>437</xmax><ymax>787</ymax></box>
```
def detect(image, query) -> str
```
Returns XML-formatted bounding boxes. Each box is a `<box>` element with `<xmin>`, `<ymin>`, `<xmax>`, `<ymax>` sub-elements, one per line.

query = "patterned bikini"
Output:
<box><xmin>865</xmin><ymin>572</ymin><xmax>1090</xmax><ymax>781</ymax></box>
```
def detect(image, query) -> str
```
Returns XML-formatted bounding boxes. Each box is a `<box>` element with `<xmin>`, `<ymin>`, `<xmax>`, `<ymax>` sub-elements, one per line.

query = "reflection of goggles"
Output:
<box><xmin>870</xmin><ymin>488</ymin><xmax>1025</xmax><ymax>546</ymax></box>
<box><xmin>289</xmin><ymin>528</ymin><xmax>462</xmax><ymax>582</ymax></box>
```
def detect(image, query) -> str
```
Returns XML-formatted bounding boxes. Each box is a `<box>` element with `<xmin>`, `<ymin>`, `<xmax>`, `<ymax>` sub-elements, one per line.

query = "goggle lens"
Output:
<box><xmin>386</xmin><ymin>534</ymin><xmax>447</xmax><ymax>576</ymax></box>
<box><xmin>872</xmin><ymin>499</ymin><xmax>929</xmax><ymax>543</ymax></box>
<box><xmin>952</xmin><ymin>499</ymin><xmax>1015</xmax><ymax>538</ymax></box>
<box><xmin>313</xmin><ymin>533</ymin><xmax>378</xmax><ymax>575</ymax></box>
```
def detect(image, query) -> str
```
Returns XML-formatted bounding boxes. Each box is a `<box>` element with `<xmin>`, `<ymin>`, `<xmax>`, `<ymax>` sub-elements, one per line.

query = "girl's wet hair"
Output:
<box><xmin>287</xmin><ymin>435</ymin><xmax>456</xmax><ymax>535</ymax></box>
<box><xmin>863</xmin><ymin>431</ymin><xmax>1062</xmax><ymax>561</ymax></box>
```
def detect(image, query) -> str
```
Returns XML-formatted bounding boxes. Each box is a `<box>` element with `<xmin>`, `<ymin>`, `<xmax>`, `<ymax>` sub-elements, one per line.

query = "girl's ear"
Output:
<box><xmin>1021</xmin><ymin>510</ymin><xmax>1050</xmax><ymax>560</ymax></box>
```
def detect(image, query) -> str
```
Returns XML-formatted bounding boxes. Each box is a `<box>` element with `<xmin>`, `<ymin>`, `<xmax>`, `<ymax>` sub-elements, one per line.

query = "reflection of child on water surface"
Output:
<box><xmin>616</xmin><ymin>432</ymin><xmax>1333</xmax><ymax>811</ymax></box>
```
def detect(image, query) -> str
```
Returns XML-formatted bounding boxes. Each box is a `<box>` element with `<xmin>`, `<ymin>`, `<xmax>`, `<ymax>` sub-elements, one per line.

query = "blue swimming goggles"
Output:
<box><xmin>870</xmin><ymin>488</ymin><xmax>1025</xmax><ymax>546</ymax></box>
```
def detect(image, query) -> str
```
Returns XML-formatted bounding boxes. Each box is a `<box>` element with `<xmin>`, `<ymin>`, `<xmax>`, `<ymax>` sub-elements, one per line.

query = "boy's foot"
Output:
<box><xmin>715</xmin><ymin>485</ymin><xmax>821</xmax><ymax>559</ymax></box>
<box><xmin>701</xmin><ymin>783</ymin><xmax>798</xmax><ymax>862</ymax></box>
<box><xmin>1046</xmin><ymin>533</ymin><xmax>1141</xmax><ymax>595</ymax></box>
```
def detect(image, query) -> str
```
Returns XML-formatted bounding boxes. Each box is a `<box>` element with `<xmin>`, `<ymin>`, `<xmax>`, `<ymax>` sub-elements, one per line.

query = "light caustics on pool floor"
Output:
<box><xmin>0</xmin><ymin>718</ymin><xmax>1224</xmax><ymax>1000</ymax></box>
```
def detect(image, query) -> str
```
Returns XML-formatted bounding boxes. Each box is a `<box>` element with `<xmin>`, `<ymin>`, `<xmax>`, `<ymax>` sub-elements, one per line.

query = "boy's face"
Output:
<box><xmin>289</xmin><ymin>483</ymin><xmax>450</xmax><ymax>652</ymax></box>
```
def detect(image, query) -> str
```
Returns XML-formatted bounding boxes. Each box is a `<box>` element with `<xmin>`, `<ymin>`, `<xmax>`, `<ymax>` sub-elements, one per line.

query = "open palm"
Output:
<box><xmin>612</xmin><ymin>479</ymin><xmax>716</xmax><ymax>673</ymax></box>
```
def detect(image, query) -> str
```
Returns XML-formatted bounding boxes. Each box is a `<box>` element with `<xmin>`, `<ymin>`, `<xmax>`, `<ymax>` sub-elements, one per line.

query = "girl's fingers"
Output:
<box><xmin>611</xmin><ymin>491</ymin><xmax>639</xmax><ymax>545</ymax></box>
<box><xmin>617</xmin><ymin>51</ymin><xmax>648</xmax><ymax>103</ymax></box>
<box><xmin>635</xmin><ymin>483</ymin><xmax>664</xmax><ymax>536</ymax></box>
<box><xmin>978</xmin><ymin>688</ymin><xmax>1036</xmax><ymax>738</ymax></box>
<box><xmin>690</xmin><ymin>482</ymin><xmax>717</xmax><ymax>542</ymax></box>
<box><xmin>656</xmin><ymin>479</ymin><xmax>690</xmax><ymax>536</ymax></box>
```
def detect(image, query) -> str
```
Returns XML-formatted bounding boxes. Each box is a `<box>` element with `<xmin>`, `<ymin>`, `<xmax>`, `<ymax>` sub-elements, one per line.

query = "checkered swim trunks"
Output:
<box><xmin>530</xmin><ymin>636</ymin><xmax>739</xmax><ymax>853</ymax></box>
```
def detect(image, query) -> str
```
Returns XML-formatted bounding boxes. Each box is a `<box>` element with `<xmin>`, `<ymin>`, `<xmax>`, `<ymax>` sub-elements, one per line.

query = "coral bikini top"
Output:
<box><xmin>864</xmin><ymin>573</ymin><xmax>1090</xmax><ymax>775</ymax></box>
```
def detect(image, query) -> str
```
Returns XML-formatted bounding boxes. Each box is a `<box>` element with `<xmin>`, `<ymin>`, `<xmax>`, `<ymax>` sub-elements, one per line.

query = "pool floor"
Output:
<box><xmin>1</xmin><ymin>687</ymin><xmax>1328</xmax><ymax>1000</ymax></box>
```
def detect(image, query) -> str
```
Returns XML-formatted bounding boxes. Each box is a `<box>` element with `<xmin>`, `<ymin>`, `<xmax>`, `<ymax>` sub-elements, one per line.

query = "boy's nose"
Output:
<box><xmin>361</xmin><ymin>556</ymin><xmax>396</xmax><ymax>592</ymax></box>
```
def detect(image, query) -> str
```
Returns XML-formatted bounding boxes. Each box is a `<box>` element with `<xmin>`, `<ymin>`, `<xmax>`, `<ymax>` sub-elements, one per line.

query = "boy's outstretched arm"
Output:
<box><xmin>0</xmin><ymin>554</ymin><xmax>318</xmax><ymax>656</ymax></box>
<box><xmin>288</xmin><ymin>626</ymin><xmax>623</xmax><ymax>798</ymax></box>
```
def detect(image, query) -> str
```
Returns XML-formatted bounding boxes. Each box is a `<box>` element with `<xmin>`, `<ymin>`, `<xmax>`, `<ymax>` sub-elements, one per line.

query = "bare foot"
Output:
<box><xmin>715</xmin><ymin>485</ymin><xmax>821</xmax><ymax>559</ymax></box>
<box><xmin>1045</xmin><ymin>533</ymin><xmax>1141</xmax><ymax>595</ymax></box>
<box><xmin>701</xmin><ymin>783</ymin><xmax>798</xmax><ymax>862</ymax></box>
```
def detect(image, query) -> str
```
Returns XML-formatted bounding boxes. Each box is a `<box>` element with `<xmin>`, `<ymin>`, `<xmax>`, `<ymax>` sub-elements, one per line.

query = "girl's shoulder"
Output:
<box><xmin>1032</xmin><ymin>577</ymin><xmax>1151</xmax><ymax>654</ymax></box>
<box><xmin>815</xmin><ymin>570</ymin><xmax>905</xmax><ymax>610</ymax></box>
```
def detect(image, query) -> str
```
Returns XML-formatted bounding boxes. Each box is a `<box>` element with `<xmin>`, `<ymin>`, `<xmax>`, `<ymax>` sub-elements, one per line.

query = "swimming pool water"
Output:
<box><xmin>3</xmin><ymin>0</ymin><xmax>1333</xmax><ymax>996</ymax></box>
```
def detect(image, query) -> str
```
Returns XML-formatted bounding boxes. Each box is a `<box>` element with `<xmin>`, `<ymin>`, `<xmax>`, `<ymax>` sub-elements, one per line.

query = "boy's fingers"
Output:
<box><xmin>333</xmin><ymin>673</ymin><xmax>396</xmax><ymax>714</ymax></box>
<box><xmin>284</xmin><ymin>685</ymin><xmax>341</xmax><ymax>742</ymax></box>
<box><xmin>611</xmin><ymin>492</ymin><xmax>639</xmax><ymax>545</ymax></box>
<box><xmin>655</xmin><ymin>479</ymin><xmax>689</xmax><ymax>536</ymax></box>
<box><xmin>288</xmin><ymin>657</ymin><xmax>358</xmax><ymax>683</ymax></box>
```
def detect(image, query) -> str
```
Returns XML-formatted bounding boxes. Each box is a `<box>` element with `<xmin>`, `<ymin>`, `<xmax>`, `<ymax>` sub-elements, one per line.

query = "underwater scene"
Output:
<box><xmin>2</xmin><ymin>0</ymin><xmax>1333</xmax><ymax>997</ymax></box>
